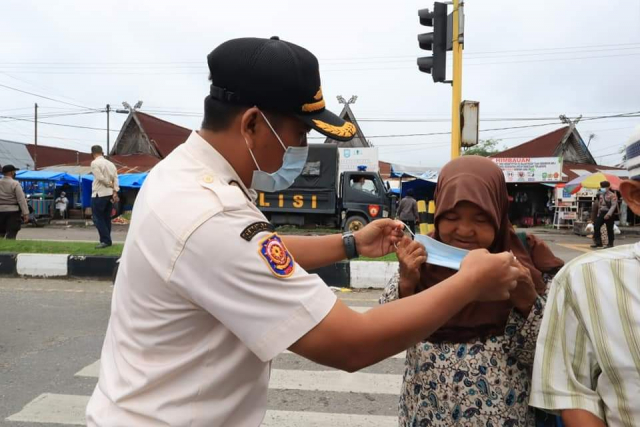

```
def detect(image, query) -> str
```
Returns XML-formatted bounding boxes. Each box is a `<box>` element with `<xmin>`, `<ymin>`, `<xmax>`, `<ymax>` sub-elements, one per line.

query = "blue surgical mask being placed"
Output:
<box><xmin>402</xmin><ymin>223</ymin><xmax>469</xmax><ymax>270</ymax></box>
<box><xmin>245</xmin><ymin>111</ymin><xmax>308</xmax><ymax>192</ymax></box>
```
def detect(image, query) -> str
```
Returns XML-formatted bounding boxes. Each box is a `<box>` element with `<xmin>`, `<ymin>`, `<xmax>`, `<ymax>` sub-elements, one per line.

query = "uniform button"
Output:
<box><xmin>203</xmin><ymin>175</ymin><xmax>214</xmax><ymax>184</ymax></box>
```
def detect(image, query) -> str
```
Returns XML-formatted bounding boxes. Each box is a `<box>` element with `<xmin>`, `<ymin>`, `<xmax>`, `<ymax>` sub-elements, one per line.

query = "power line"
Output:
<box><xmin>0</xmin><ymin>83</ymin><xmax>100</xmax><ymax>111</ymax></box>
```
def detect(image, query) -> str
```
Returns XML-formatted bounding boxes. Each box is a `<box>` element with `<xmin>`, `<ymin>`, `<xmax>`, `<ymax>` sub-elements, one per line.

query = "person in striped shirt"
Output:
<box><xmin>530</xmin><ymin>128</ymin><xmax>640</xmax><ymax>427</ymax></box>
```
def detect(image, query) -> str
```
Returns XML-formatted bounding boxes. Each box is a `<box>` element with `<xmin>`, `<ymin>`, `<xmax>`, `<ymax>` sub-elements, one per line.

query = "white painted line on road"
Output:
<box><xmin>349</xmin><ymin>261</ymin><xmax>398</xmax><ymax>289</ymax></box>
<box><xmin>16</xmin><ymin>254</ymin><xmax>68</xmax><ymax>277</ymax></box>
<box><xmin>75</xmin><ymin>360</ymin><xmax>100</xmax><ymax>377</ymax></box>
<box><xmin>262</xmin><ymin>410</ymin><xmax>397</xmax><ymax>427</ymax></box>
<box><xmin>270</xmin><ymin>369</ymin><xmax>402</xmax><ymax>394</ymax></box>
<box><xmin>6</xmin><ymin>393</ymin><xmax>87</xmax><ymax>425</ymax></box>
<box><xmin>7</xmin><ymin>394</ymin><xmax>397</xmax><ymax>426</ymax></box>
<box><xmin>282</xmin><ymin>349</ymin><xmax>406</xmax><ymax>359</ymax></box>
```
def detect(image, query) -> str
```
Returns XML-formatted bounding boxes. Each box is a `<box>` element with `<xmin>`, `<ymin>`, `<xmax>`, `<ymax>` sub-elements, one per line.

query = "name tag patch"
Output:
<box><xmin>240</xmin><ymin>221</ymin><xmax>275</xmax><ymax>241</ymax></box>
<box><xmin>259</xmin><ymin>234</ymin><xmax>295</xmax><ymax>278</ymax></box>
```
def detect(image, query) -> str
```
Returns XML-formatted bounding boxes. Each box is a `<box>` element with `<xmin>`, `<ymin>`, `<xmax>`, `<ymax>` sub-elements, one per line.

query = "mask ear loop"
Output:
<box><xmin>394</xmin><ymin>221</ymin><xmax>416</xmax><ymax>250</ymax></box>
<box><xmin>244</xmin><ymin>137</ymin><xmax>261</xmax><ymax>171</ymax></box>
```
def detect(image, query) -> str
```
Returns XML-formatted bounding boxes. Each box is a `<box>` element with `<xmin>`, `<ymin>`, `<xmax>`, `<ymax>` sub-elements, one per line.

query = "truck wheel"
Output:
<box><xmin>344</xmin><ymin>215</ymin><xmax>367</xmax><ymax>233</ymax></box>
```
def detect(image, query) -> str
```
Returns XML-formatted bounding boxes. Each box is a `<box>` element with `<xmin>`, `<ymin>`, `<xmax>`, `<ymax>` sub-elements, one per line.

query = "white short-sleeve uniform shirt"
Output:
<box><xmin>86</xmin><ymin>131</ymin><xmax>337</xmax><ymax>427</ymax></box>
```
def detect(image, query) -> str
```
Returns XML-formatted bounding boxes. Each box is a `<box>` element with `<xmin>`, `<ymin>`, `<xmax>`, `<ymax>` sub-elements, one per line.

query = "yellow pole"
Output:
<box><xmin>450</xmin><ymin>0</ymin><xmax>463</xmax><ymax>159</ymax></box>
<box><xmin>417</xmin><ymin>200</ymin><xmax>429</xmax><ymax>235</ymax></box>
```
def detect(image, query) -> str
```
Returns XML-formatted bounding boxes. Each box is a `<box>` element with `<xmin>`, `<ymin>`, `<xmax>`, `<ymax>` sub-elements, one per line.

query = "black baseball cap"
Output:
<box><xmin>207</xmin><ymin>36</ymin><xmax>356</xmax><ymax>142</ymax></box>
<box><xmin>2</xmin><ymin>165</ymin><xmax>18</xmax><ymax>174</ymax></box>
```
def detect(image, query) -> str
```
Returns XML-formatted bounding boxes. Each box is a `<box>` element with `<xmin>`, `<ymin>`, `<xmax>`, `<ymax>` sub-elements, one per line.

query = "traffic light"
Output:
<box><xmin>417</xmin><ymin>2</ymin><xmax>448</xmax><ymax>83</ymax></box>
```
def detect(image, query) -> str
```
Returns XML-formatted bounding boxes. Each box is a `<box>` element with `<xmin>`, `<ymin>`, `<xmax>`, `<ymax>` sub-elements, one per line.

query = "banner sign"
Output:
<box><xmin>492</xmin><ymin>157</ymin><xmax>563</xmax><ymax>183</ymax></box>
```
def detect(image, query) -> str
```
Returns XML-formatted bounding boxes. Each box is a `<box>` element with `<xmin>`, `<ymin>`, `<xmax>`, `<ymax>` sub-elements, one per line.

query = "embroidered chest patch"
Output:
<box><xmin>259</xmin><ymin>234</ymin><xmax>295</xmax><ymax>278</ymax></box>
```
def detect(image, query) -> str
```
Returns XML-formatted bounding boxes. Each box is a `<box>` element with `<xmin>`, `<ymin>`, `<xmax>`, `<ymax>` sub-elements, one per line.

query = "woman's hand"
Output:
<box><xmin>396</xmin><ymin>236</ymin><xmax>427</xmax><ymax>298</ymax></box>
<box><xmin>508</xmin><ymin>259</ymin><xmax>538</xmax><ymax>316</ymax></box>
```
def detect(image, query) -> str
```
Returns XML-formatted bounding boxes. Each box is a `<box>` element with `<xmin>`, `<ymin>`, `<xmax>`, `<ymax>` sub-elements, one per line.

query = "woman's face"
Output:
<box><xmin>438</xmin><ymin>201</ymin><xmax>496</xmax><ymax>250</ymax></box>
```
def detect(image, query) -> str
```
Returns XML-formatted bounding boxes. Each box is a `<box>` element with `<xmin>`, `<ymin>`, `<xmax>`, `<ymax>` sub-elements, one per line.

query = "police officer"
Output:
<box><xmin>0</xmin><ymin>165</ymin><xmax>29</xmax><ymax>239</ymax></box>
<box><xmin>87</xmin><ymin>37</ymin><xmax>525</xmax><ymax>426</ymax></box>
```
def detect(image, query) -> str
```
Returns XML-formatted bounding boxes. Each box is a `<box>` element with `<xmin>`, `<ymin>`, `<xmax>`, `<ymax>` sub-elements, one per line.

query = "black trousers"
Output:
<box><xmin>91</xmin><ymin>196</ymin><xmax>113</xmax><ymax>245</ymax></box>
<box><xmin>0</xmin><ymin>211</ymin><xmax>22</xmax><ymax>239</ymax></box>
<box><xmin>594</xmin><ymin>211</ymin><xmax>615</xmax><ymax>246</ymax></box>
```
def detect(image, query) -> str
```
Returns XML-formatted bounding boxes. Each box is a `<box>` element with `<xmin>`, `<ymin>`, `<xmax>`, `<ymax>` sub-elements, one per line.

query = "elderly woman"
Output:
<box><xmin>381</xmin><ymin>156</ymin><xmax>564</xmax><ymax>426</ymax></box>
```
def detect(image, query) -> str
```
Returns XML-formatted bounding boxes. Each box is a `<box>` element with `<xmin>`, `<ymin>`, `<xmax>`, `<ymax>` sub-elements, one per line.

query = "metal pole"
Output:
<box><xmin>450</xmin><ymin>0</ymin><xmax>463</xmax><ymax>159</ymax></box>
<box><xmin>34</xmin><ymin>103</ymin><xmax>38</xmax><ymax>170</ymax></box>
<box><xmin>106</xmin><ymin>104</ymin><xmax>111</xmax><ymax>156</ymax></box>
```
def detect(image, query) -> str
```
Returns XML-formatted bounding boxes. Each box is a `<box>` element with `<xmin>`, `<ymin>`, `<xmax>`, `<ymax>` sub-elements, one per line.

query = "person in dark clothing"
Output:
<box><xmin>591</xmin><ymin>181</ymin><xmax>618</xmax><ymax>248</ymax></box>
<box><xmin>396</xmin><ymin>190</ymin><xmax>419</xmax><ymax>234</ymax></box>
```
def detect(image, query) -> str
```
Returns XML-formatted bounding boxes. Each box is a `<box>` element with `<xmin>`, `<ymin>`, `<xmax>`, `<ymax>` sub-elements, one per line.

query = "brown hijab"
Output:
<box><xmin>417</xmin><ymin>156</ymin><xmax>564</xmax><ymax>343</ymax></box>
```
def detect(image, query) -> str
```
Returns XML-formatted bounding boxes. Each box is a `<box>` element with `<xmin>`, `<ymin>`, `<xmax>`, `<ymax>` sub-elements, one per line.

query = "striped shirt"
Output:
<box><xmin>530</xmin><ymin>242</ymin><xmax>640</xmax><ymax>426</ymax></box>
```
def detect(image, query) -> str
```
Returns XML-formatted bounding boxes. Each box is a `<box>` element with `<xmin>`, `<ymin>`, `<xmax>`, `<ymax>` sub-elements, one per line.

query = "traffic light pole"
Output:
<box><xmin>450</xmin><ymin>0</ymin><xmax>463</xmax><ymax>159</ymax></box>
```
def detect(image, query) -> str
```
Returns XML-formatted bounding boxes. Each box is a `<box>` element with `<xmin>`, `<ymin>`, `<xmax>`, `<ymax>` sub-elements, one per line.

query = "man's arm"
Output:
<box><xmin>290</xmin><ymin>250</ymin><xmax>522</xmax><ymax>371</ymax></box>
<box><xmin>14</xmin><ymin>182</ymin><xmax>29</xmax><ymax>216</ymax></box>
<box><xmin>606</xmin><ymin>192</ymin><xmax>618</xmax><ymax>217</ymax></box>
<box><xmin>282</xmin><ymin>219</ymin><xmax>403</xmax><ymax>271</ymax></box>
<box><xmin>562</xmin><ymin>409</ymin><xmax>606</xmax><ymax>427</ymax></box>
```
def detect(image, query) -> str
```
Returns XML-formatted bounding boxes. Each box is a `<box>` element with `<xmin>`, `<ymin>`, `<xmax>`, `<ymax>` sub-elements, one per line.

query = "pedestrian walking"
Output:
<box><xmin>0</xmin><ymin>165</ymin><xmax>29</xmax><ymax>239</ymax></box>
<box><xmin>591</xmin><ymin>180</ymin><xmax>617</xmax><ymax>248</ymax></box>
<box><xmin>381</xmin><ymin>156</ymin><xmax>564</xmax><ymax>426</ymax></box>
<box><xmin>90</xmin><ymin>145</ymin><xmax>119</xmax><ymax>249</ymax></box>
<box><xmin>86</xmin><ymin>37</ymin><xmax>526</xmax><ymax>427</ymax></box>
<box><xmin>396</xmin><ymin>189</ymin><xmax>419</xmax><ymax>234</ymax></box>
<box><xmin>531</xmin><ymin>130</ymin><xmax>640</xmax><ymax>427</ymax></box>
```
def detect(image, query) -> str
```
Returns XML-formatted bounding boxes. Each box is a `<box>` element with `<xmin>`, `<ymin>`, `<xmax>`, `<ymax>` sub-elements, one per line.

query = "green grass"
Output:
<box><xmin>0</xmin><ymin>240</ymin><xmax>123</xmax><ymax>256</ymax></box>
<box><xmin>359</xmin><ymin>253</ymin><xmax>398</xmax><ymax>262</ymax></box>
<box><xmin>275</xmin><ymin>226</ymin><xmax>340</xmax><ymax>236</ymax></box>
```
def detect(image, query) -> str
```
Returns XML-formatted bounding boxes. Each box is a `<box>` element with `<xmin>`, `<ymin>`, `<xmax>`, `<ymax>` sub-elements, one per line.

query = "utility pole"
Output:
<box><xmin>106</xmin><ymin>104</ymin><xmax>111</xmax><ymax>156</ymax></box>
<box><xmin>450</xmin><ymin>0</ymin><xmax>464</xmax><ymax>159</ymax></box>
<box><xmin>34</xmin><ymin>103</ymin><xmax>38</xmax><ymax>170</ymax></box>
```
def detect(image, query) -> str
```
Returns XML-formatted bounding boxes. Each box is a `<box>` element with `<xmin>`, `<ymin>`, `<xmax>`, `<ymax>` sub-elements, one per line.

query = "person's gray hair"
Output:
<box><xmin>91</xmin><ymin>145</ymin><xmax>104</xmax><ymax>155</ymax></box>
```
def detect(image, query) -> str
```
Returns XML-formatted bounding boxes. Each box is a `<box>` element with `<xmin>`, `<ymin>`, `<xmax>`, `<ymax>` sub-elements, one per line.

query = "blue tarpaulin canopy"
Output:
<box><xmin>80</xmin><ymin>172</ymin><xmax>149</xmax><ymax>208</ymax></box>
<box><xmin>15</xmin><ymin>170</ymin><xmax>80</xmax><ymax>185</ymax></box>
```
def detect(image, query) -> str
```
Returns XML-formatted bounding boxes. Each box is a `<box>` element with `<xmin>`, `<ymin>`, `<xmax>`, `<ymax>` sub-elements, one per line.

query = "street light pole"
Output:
<box><xmin>106</xmin><ymin>104</ymin><xmax>111</xmax><ymax>156</ymax></box>
<box><xmin>450</xmin><ymin>0</ymin><xmax>464</xmax><ymax>160</ymax></box>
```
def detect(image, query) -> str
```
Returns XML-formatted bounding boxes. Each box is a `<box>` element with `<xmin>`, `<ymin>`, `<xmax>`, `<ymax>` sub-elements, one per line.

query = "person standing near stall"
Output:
<box><xmin>90</xmin><ymin>145</ymin><xmax>119</xmax><ymax>249</ymax></box>
<box><xmin>0</xmin><ymin>165</ymin><xmax>29</xmax><ymax>239</ymax></box>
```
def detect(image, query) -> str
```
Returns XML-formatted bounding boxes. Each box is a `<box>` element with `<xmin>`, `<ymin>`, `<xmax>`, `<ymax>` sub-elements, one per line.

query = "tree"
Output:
<box><xmin>462</xmin><ymin>139</ymin><xmax>504</xmax><ymax>157</ymax></box>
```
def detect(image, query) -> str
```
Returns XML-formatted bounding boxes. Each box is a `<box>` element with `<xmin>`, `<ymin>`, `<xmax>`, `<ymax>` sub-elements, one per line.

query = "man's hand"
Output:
<box><xmin>112</xmin><ymin>192</ymin><xmax>120</xmax><ymax>203</ymax></box>
<box><xmin>605</xmin><ymin>214</ymin><xmax>611</xmax><ymax>220</ymax></box>
<box><xmin>459</xmin><ymin>250</ymin><xmax>524</xmax><ymax>302</ymax></box>
<box><xmin>396</xmin><ymin>236</ymin><xmax>427</xmax><ymax>297</ymax></box>
<box><xmin>354</xmin><ymin>219</ymin><xmax>404</xmax><ymax>258</ymax></box>
<box><xmin>23</xmin><ymin>214</ymin><xmax>29</xmax><ymax>223</ymax></box>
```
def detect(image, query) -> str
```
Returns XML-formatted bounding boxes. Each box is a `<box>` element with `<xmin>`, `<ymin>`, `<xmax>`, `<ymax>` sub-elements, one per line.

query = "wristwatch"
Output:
<box><xmin>342</xmin><ymin>232</ymin><xmax>359</xmax><ymax>260</ymax></box>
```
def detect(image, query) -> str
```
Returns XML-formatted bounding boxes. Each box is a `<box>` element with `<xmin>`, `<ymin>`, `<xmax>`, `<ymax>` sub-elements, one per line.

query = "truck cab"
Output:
<box><xmin>340</xmin><ymin>170</ymin><xmax>395</xmax><ymax>232</ymax></box>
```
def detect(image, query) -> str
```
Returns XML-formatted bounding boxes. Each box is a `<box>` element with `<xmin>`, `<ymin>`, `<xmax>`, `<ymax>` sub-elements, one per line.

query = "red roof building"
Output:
<box><xmin>26</xmin><ymin>144</ymin><xmax>92</xmax><ymax>169</ymax></box>
<box><xmin>111</xmin><ymin>111</ymin><xmax>191</xmax><ymax>160</ymax></box>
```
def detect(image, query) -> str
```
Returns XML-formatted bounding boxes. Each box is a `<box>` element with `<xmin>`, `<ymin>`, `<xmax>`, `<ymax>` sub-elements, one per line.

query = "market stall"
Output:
<box><xmin>15</xmin><ymin>170</ymin><xmax>80</xmax><ymax>220</ymax></box>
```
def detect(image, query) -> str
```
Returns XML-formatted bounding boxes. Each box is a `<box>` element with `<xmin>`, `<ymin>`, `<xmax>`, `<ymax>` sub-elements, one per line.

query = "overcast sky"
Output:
<box><xmin>1</xmin><ymin>0</ymin><xmax>639</xmax><ymax>167</ymax></box>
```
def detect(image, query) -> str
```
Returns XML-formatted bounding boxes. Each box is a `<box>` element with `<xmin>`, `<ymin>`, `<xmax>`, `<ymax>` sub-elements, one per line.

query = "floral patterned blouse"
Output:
<box><xmin>380</xmin><ymin>273</ymin><xmax>552</xmax><ymax>427</ymax></box>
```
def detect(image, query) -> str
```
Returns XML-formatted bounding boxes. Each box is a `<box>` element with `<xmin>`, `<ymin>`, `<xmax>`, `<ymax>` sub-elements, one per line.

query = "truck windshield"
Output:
<box><xmin>350</xmin><ymin>176</ymin><xmax>379</xmax><ymax>196</ymax></box>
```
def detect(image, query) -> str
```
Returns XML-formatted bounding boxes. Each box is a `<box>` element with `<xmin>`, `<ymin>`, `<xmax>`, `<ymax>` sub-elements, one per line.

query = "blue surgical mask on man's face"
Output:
<box><xmin>245</xmin><ymin>111</ymin><xmax>308</xmax><ymax>193</ymax></box>
<box><xmin>414</xmin><ymin>234</ymin><xmax>470</xmax><ymax>270</ymax></box>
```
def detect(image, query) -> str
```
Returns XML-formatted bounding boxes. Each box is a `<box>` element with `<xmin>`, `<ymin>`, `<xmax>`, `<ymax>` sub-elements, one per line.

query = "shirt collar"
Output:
<box><xmin>184</xmin><ymin>131</ymin><xmax>254</xmax><ymax>201</ymax></box>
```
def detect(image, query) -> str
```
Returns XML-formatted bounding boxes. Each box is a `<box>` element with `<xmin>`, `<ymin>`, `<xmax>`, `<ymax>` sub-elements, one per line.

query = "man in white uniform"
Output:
<box><xmin>87</xmin><ymin>36</ymin><xmax>525</xmax><ymax>427</ymax></box>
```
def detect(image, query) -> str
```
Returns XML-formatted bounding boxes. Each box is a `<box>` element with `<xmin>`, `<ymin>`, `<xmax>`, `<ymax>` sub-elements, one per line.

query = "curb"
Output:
<box><xmin>0</xmin><ymin>253</ymin><xmax>398</xmax><ymax>288</ymax></box>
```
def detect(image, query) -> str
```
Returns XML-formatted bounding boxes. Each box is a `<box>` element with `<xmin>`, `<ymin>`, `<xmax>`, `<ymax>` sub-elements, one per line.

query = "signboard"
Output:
<box><xmin>338</xmin><ymin>147</ymin><xmax>379</xmax><ymax>176</ymax></box>
<box><xmin>461</xmin><ymin>100</ymin><xmax>479</xmax><ymax>148</ymax></box>
<box><xmin>492</xmin><ymin>157</ymin><xmax>563</xmax><ymax>183</ymax></box>
<box><xmin>560</xmin><ymin>211</ymin><xmax>578</xmax><ymax>220</ymax></box>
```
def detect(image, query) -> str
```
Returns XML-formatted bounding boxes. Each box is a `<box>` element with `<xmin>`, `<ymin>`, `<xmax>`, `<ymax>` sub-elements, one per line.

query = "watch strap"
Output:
<box><xmin>342</xmin><ymin>232</ymin><xmax>359</xmax><ymax>260</ymax></box>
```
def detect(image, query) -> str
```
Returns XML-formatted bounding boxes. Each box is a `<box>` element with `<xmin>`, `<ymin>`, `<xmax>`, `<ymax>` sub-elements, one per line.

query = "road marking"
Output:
<box><xmin>269</xmin><ymin>369</ymin><xmax>402</xmax><ymax>394</ymax></box>
<box><xmin>75</xmin><ymin>360</ymin><xmax>100</xmax><ymax>377</ymax></box>
<box><xmin>6</xmin><ymin>393</ymin><xmax>87</xmax><ymax>425</ymax></box>
<box><xmin>556</xmin><ymin>243</ymin><xmax>594</xmax><ymax>253</ymax></box>
<box><xmin>76</xmin><ymin>361</ymin><xmax>402</xmax><ymax>394</ymax></box>
<box><xmin>262</xmin><ymin>410</ymin><xmax>397</xmax><ymax>426</ymax></box>
<box><xmin>7</xmin><ymin>394</ymin><xmax>397</xmax><ymax>426</ymax></box>
<box><xmin>282</xmin><ymin>349</ymin><xmax>406</xmax><ymax>359</ymax></box>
